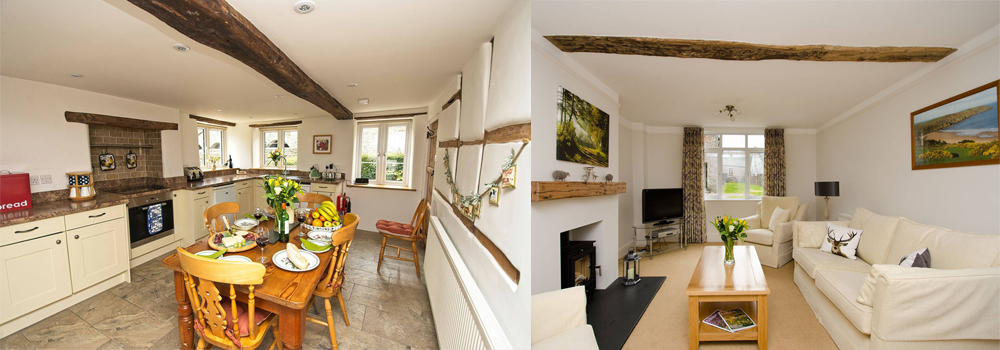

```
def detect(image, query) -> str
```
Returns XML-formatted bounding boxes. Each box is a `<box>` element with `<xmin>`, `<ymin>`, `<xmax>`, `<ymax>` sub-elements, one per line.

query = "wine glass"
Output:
<box><xmin>295</xmin><ymin>208</ymin><xmax>310</xmax><ymax>237</ymax></box>
<box><xmin>256</xmin><ymin>232</ymin><xmax>270</xmax><ymax>264</ymax></box>
<box><xmin>253</xmin><ymin>208</ymin><xmax>264</xmax><ymax>221</ymax></box>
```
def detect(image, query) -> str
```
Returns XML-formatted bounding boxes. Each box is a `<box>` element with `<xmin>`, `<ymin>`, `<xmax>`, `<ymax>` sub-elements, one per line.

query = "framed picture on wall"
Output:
<box><xmin>557</xmin><ymin>86</ymin><xmax>610</xmax><ymax>167</ymax></box>
<box><xmin>313</xmin><ymin>135</ymin><xmax>332</xmax><ymax>154</ymax></box>
<box><xmin>910</xmin><ymin>80</ymin><xmax>999</xmax><ymax>170</ymax></box>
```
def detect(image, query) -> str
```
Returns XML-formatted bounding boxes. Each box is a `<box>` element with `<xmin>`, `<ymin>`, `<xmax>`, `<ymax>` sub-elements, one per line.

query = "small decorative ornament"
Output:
<box><xmin>501</xmin><ymin>165</ymin><xmax>517</xmax><ymax>189</ymax></box>
<box><xmin>552</xmin><ymin>170</ymin><xmax>569</xmax><ymax>181</ymax></box>
<box><xmin>488</xmin><ymin>186</ymin><xmax>501</xmax><ymax>205</ymax></box>
<box><xmin>606</xmin><ymin>174</ymin><xmax>614</xmax><ymax>183</ymax></box>
<box><xmin>98</xmin><ymin>150</ymin><xmax>116</xmax><ymax>171</ymax></box>
<box><xmin>582</xmin><ymin>167</ymin><xmax>597</xmax><ymax>183</ymax></box>
<box><xmin>67</xmin><ymin>172</ymin><xmax>95</xmax><ymax>201</ymax></box>
<box><xmin>125</xmin><ymin>150</ymin><xmax>138</xmax><ymax>169</ymax></box>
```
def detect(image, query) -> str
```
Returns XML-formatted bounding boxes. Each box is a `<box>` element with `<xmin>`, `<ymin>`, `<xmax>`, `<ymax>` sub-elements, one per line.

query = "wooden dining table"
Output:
<box><xmin>162</xmin><ymin>220</ymin><xmax>331</xmax><ymax>350</ymax></box>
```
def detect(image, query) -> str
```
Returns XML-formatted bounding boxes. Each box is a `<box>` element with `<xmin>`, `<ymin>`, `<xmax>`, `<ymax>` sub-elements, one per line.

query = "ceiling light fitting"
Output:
<box><xmin>275</xmin><ymin>95</ymin><xmax>283</xmax><ymax>98</ymax></box>
<box><xmin>69</xmin><ymin>74</ymin><xmax>83</xmax><ymax>78</ymax></box>
<box><xmin>215</xmin><ymin>109</ymin><xmax>223</xmax><ymax>112</ymax></box>
<box><xmin>358</xmin><ymin>98</ymin><xmax>369</xmax><ymax>105</ymax></box>
<box><xmin>348</xmin><ymin>83</ymin><xmax>359</xmax><ymax>88</ymax></box>
<box><xmin>294</xmin><ymin>1</ymin><xmax>315</xmax><ymax>14</ymax></box>
<box><xmin>173</xmin><ymin>43</ymin><xmax>190</xmax><ymax>52</ymax></box>
<box><xmin>715</xmin><ymin>105</ymin><xmax>740</xmax><ymax>121</ymax></box>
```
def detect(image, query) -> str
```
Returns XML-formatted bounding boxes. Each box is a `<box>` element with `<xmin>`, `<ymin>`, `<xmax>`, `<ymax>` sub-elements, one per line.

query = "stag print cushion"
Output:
<box><xmin>898</xmin><ymin>248</ymin><xmax>931</xmax><ymax>268</ymax></box>
<box><xmin>820</xmin><ymin>223</ymin><xmax>863</xmax><ymax>259</ymax></box>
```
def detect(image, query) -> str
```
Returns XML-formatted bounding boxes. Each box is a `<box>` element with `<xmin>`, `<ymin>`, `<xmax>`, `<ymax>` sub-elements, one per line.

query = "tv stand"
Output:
<box><xmin>633</xmin><ymin>219</ymin><xmax>686</xmax><ymax>260</ymax></box>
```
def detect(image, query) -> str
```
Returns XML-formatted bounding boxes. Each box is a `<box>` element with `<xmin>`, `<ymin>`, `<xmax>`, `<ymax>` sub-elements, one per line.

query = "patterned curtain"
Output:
<box><xmin>682</xmin><ymin>127</ymin><xmax>706</xmax><ymax>243</ymax></box>
<box><xmin>764</xmin><ymin>128</ymin><xmax>786</xmax><ymax>196</ymax></box>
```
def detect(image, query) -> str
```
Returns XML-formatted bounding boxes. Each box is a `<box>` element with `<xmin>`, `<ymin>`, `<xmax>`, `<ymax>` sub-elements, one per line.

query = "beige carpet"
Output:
<box><xmin>621</xmin><ymin>243</ymin><xmax>838</xmax><ymax>350</ymax></box>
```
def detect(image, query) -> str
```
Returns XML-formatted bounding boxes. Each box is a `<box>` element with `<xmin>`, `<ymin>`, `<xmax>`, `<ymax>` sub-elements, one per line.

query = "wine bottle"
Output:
<box><xmin>278</xmin><ymin>203</ymin><xmax>290</xmax><ymax>243</ymax></box>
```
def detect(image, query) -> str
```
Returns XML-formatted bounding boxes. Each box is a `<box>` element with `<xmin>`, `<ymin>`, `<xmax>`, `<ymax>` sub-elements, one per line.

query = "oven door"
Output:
<box><xmin>128</xmin><ymin>199</ymin><xmax>175</xmax><ymax>248</ymax></box>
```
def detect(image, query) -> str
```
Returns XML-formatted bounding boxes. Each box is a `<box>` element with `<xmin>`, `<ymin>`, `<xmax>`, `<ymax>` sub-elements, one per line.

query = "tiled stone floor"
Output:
<box><xmin>1</xmin><ymin>230</ymin><xmax>437</xmax><ymax>350</ymax></box>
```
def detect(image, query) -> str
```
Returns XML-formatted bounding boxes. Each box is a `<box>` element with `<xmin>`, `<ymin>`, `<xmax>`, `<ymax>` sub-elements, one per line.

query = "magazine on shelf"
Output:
<box><xmin>701</xmin><ymin>308</ymin><xmax>757</xmax><ymax>333</ymax></box>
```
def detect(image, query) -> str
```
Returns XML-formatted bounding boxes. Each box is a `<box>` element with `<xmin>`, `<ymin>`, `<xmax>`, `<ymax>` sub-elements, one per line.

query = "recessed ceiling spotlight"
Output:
<box><xmin>348</xmin><ymin>83</ymin><xmax>359</xmax><ymax>88</ymax></box>
<box><xmin>69</xmin><ymin>73</ymin><xmax>83</xmax><ymax>78</ymax></box>
<box><xmin>275</xmin><ymin>95</ymin><xmax>283</xmax><ymax>98</ymax></box>
<box><xmin>173</xmin><ymin>43</ymin><xmax>190</xmax><ymax>52</ymax></box>
<box><xmin>215</xmin><ymin>109</ymin><xmax>223</xmax><ymax>112</ymax></box>
<box><xmin>294</xmin><ymin>1</ymin><xmax>315</xmax><ymax>14</ymax></box>
<box><xmin>358</xmin><ymin>98</ymin><xmax>369</xmax><ymax>105</ymax></box>
<box><xmin>293</xmin><ymin>113</ymin><xmax>299</xmax><ymax>115</ymax></box>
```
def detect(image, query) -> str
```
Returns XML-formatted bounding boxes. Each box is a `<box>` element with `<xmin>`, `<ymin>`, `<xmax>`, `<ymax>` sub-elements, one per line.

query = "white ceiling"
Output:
<box><xmin>1</xmin><ymin>0</ymin><xmax>515</xmax><ymax>123</ymax></box>
<box><xmin>532</xmin><ymin>1</ymin><xmax>1000</xmax><ymax>129</ymax></box>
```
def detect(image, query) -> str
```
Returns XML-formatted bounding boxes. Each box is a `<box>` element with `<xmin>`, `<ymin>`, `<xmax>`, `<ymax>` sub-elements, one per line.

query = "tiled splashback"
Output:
<box><xmin>88</xmin><ymin>125</ymin><xmax>163</xmax><ymax>182</ymax></box>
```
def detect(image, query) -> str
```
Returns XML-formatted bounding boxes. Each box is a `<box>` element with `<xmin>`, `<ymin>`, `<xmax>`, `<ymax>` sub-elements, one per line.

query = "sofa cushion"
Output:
<box><xmin>856</xmin><ymin>264</ymin><xmax>915</xmax><ymax>307</ymax></box>
<box><xmin>815</xmin><ymin>269</ymin><xmax>873</xmax><ymax>334</ymax></box>
<box><xmin>794</xmin><ymin>247</ymin><xmax>873</xmax><ymax>279</ymax></box>
<box><xmin>745</xmin><ymin>229</ymin><xmax>774</xmax><ymax>246</ymax></box>
<box><xmin>886</xmin><ymin>219</ymin><xmax>1000</xmax><ymax>269</ymax></box>
<box><xmin>761</xmin><ymin>196</ymin><xmax>799</xmax><ymax>230</ymax></box>
<box><xmin>531</xmin><ymin>324</ymin><xmax>599</xmax><ymax>350</ymax></box>
<box><xmin>769</xmin><ymin>207</ymin><xmax>791</xmax><ymax>231</ymax></box>
<box><xmin>819</xmin><ymin>223</ymin><xmax>863</xmax><ymax>260</ymax></box>
<box><xmin>849</xmin><ymin>208</ymin><xmax>901</xmax><ymax>265</ymax></box>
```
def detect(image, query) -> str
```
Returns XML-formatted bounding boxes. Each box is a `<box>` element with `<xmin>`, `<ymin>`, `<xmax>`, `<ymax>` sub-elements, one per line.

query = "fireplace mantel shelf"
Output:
<box><xmin>531</xmin><ymin>181</ymin><xmax>626</xmax><ymax>202</ymax></box>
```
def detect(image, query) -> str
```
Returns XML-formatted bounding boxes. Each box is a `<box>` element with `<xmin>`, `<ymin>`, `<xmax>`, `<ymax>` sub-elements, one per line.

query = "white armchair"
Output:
<box><xmin>531</xmin><ymin>286</ymin><xmax>599</xmax><ymax>350</ymax></box>
<box><xmin>740</xmin><ymin>196</ymin><xmax>808</xmax><ymax>268</ymax></box>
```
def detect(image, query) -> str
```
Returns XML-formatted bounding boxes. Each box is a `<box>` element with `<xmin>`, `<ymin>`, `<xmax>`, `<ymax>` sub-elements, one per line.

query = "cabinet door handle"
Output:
<box><xmin>15</xmin><ymin>226</ymin><xmax>39</xmax><ymax>234</ymax></box>
<box><xmin>88</xmin><ymin>213</ymin><xmax>106</xmax><ymax>218</ymax></box>
<box><xmin>74</xmin><ymin>235</ymin><xmax>80</xmax><ymax>239</ymax></box>
<box><xmin>56</xmin><ymin>239</ymin><xmax>61</xmax><ymax>244</ymax></box>
<box><xmin>197</xmin><ymin>191</ymin><xmax>207</xmax><ymax>195</ymax></box>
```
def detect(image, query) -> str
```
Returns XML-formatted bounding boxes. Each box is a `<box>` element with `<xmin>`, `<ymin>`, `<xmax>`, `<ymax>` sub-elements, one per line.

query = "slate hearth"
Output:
<box><xmin>587</xmin><ymin>276</ymin><xmax>665</xmax><ymax>350</ymax></box>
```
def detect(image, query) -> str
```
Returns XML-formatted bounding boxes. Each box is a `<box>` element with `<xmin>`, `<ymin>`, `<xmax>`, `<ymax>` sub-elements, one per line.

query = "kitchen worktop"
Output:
<box><xmin>177</xmin><ymin>174</ymin><xmax>345</xmax><ymax>190</ymax></box>
<box><xmin>0</xmin><ymin>193</ymin><xmax>130</xmax><ymax>227</ymax></box>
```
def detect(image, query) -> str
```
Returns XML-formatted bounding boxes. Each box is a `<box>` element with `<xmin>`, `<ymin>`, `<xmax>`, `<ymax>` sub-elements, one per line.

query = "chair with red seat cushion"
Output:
<box><xmin>377</xmin><ymin>199</ymin><xmax>429</xmax><ymax>279</ymax></box>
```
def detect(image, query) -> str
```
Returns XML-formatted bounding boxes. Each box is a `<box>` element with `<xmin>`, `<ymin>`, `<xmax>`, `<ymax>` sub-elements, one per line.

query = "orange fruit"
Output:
<box><xmin>312</xmin><ymin>219</ymin><xmax>322</xmax><ymax>226</ymax></box>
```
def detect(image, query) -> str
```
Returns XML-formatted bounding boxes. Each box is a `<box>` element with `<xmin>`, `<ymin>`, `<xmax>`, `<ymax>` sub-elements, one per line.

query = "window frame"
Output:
<box><xmin>197</xmin><ymin>124</ymin><xmax>227</xmax><ymax>170</ymax></box>
<box><xmin>260</xmin><ymin>127</ymin><xmax>299</xmax><ymax>170</ymax></box>
<box><xmin>354</xmin><ymin>120</ymin><xmax>413</xmax><ymax>187</ymax></box>
<box><xmin>704</xmin><ymin>132</ymin><xmax>765</xmax><ymax>200</ymax></box>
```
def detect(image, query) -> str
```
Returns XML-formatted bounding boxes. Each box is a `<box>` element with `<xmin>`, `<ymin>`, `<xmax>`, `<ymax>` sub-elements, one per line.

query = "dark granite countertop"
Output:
<box><xmin>0</xmin><ymin>194</ymin><xmax>129</xmax><ymax>228</ymax></box>
<box><xmin>175</xmin><ymin>174</ymin><xmax>345</xmax><ymax>190</ymax></box>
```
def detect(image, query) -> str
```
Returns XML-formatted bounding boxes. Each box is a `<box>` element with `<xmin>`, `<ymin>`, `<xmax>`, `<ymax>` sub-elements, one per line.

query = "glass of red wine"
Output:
<box><xmin>256</xmin><ymin>231</ymin><xmax>269</xmax><ymax>264</ymax></box>
<box><xmin>253</xmin><ymin>208</ymin><xmax>264</xmax><ymax>221</ymax></box>
<box><xmin>295</xmin><ymin>208</ymin><xmax>310</xmax><ymax>237</ymax></box>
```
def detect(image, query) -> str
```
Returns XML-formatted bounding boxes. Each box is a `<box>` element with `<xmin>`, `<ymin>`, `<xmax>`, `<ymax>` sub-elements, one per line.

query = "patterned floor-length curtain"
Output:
<box><xmin>682</xmin><ymin>127</ymin><xmax>706</xmax><ymax>243</ymax></box>
<box><xmin>764</xmin><ymin>128</ymin><xmax>786</xmax><ymax>196</ymax></box>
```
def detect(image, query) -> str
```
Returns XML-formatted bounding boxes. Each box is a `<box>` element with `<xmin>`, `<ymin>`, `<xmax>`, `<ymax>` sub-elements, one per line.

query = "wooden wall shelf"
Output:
<box><xmin>531</xmin><ymin>181</ymin><xmax>626</xmax><ymax>202</ymax></box>
<box><xmin>90</xmin><ymin>144</ymin><xmax>153</xmax><ymax>149</ymax></box>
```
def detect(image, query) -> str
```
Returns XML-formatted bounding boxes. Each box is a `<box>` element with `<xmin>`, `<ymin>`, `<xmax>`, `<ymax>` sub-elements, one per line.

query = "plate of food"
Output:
<box><xmin>233</xmin><ymin>218</ymin><xmax>258</xmax><ymax>230</ymax></box>
<box><xmin>272</xmin><ymin>244</ymin><xmax>320</xmax><ymax>272</ymax></box>
<box><xmin>208</xmin><ymin>229</ymin><xmax>258</xmax><ymax>253</ymax></box>
<box><xmin>217</xmin><ymin>255</ymin><xmax>252</xmax><ymax>263</ymax></box>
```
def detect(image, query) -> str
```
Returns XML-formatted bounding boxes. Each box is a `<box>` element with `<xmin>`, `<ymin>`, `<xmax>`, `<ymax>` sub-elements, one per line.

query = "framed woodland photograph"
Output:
<box><xmin>557</xmin><ymin>86</ymin><xmax>610</xmax><ymax>167</ymax></box>
<box><xmin>313</xmin><ymin>135</ymin><xmax>332</xmax><ymax>154</ymax></box>
<box><xmin>911</xmin><ymin>80</ymin><xmax>999</xmax><ymax>170</ymax></box>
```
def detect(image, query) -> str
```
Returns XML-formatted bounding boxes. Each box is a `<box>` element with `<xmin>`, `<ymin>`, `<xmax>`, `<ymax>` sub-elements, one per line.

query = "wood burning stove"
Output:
<box><xmin>561</xmin><ymin>231</ymin><xmax>597</xmax><ymax>296</ymax></box>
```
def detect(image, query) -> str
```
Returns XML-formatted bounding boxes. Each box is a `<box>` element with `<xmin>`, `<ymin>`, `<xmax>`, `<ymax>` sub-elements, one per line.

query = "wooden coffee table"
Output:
<box><xmin>686</xmin><ymin>246</ymin><xmax>769</xmax><ymax>349</ymax></box>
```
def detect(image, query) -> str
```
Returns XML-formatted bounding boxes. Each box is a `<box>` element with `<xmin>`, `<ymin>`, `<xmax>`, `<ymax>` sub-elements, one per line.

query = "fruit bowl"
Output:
<box><xmin>301</xmin><ymin>223</ymin><xmax>342</xmax><ymax>233</ymax></box>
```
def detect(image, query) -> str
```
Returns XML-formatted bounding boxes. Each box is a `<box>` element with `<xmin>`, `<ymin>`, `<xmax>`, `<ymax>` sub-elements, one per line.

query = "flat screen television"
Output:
<box><xmin>642</xmin><ymin>188</ymin><xmax>684</xmax><ymax>225</ymax></box>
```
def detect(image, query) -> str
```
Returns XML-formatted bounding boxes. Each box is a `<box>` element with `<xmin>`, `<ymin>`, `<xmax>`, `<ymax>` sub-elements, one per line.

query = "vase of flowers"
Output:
<box><xmin>260</xmin><ymin>175</ymin><xmax>303</xmax><ymax>242</ymax></box>
<box><xmin>267</xmin><ymin>150</ymin><xmax>289</xmax><ymax>175</ymax></box>
<box><xmin>711</xmin><ymin>215</ymin><xmax>748</xmax><ymax>265</ymax></box>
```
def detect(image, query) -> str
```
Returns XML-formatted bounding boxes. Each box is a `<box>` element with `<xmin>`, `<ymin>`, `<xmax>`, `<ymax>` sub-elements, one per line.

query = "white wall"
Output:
<box><xmin>226</xmin><ymin>124</ymin><xmax>252</xmax><ymax>169</ymax></box>
<box><xmin>295</xmin><ymin>117</ymin><xmax>354</xmax><ymax>174</ymax></box>
<box><xmin>0</xmin><ymin>76</ymin><xmax>183</xmax><ymax>192</ymax></box>
<box><xmin>817</xmin><ymin>41</ymin><xmax>1000</xmax><ymax>234</ymax></box>
<box><xmin>617</xmin><ymin>123</ymin><xmax>635</xmax><ymax>257</ymax></box>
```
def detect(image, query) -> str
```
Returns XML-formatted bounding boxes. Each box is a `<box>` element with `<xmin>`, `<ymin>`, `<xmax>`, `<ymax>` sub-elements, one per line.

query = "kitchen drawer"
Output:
<box><xmin>236</xmin><ymin>180</ymin><xmax>253</xmax><ymax>190</ymax></box>
<box><xmin>192</xmin><ymin>188</ymin><xmax>213</xmax><ymax>199</ymax></box>
<box><xmin>64</xmin><ymin>205</ymin><xmax>125</xmax><ymax>230</ymax></box>
<box><xmin>312</xmin><ymin>183</ymin><xmax>337</xmax><ymax>191</ymax></box>
<box><xmin>0</xmin><ymin>217</ymin><xmax>66</xmax><ymax>247</ymax></box>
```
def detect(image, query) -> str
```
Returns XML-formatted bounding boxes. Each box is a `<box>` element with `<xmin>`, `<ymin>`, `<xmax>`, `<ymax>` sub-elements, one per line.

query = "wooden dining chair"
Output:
<box><xmin>376</xmin><ymin>199</ymin><xmax>429</xmax><ymax>279</ymax></box>
<box><xmin>176</xmin><ymin>248</ymin><xmax>281</xmax><ymax>350</ymax></box>
<box><xmin>296</xmin><ymin>193</ymin><xmax>332</xmax><ymax>210</ymax></box>
<box><xmin>306</xmin><ymin>213</ymin><xmax>359</xmax><ymax>350</ymax></box>
<box><xmin>204</xmin><ymin>202</ymin><xmax>240</xmax><ymax>235</ymax></box>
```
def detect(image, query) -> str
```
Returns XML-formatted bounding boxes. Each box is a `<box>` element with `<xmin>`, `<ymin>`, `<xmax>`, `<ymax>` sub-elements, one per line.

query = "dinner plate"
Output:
<box><xmin>233</xmin><ymin>218</ymin><xmax>258</xmax><ymax>230</ymax></box>
<box><xmin>306</xmin><ymin>230</ymin><xmax>332</xmax><ymax>242</ymax></box>
<box><xmin>194</xmin><ymin>250</ymin><xmax>218</xmax><ymax>257</ymax></box>
<box><xmin>301</xmin><ymin>240</ymin><xmax>331</xmax><ymax>253</ymax></box>
<box><xmin>272</xmin><ymin>249</ymin><xmax>320</xmax><ymax>272</ymax></box>
<box><xmin>217</xmin><ymin>255</ymin><xmax>252</xmax><ymax>262</ymax></box>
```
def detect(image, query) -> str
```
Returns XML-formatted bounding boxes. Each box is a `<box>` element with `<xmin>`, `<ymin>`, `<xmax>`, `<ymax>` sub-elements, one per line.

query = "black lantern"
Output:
<box><xmin>622</xmin><ymin>249</ymin><xmax>641</xmax><ymax>286</ymax></box>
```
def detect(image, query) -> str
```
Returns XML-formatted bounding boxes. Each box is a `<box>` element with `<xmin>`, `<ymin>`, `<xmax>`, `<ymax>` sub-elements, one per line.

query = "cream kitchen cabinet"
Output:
<box><xmin>310</xmin><ymin>182</ymin><xmax>343</xmax><ymax>200</ymax></box>
<box><xmin>172</xmin><ymin>188</ymin><xmax>213</xmax><ymax>247</ymax></box>
<box><xmin>0</xmin><ymin>231</ymin><xmax>71</xmax><ymax>323</ymax></box>
<box><xmin>65</xmin><ymin>215</ymin><xmax>129</xmax><ymax>293</ymax></box>
<box><xmin>236</xmin><ymin>180</ymin><xmax>253</xmax><ymax>216</ymax></box>
<box><xmin>253</xmin><ymin>180</ymin><xmax>268</xmax><ymax>210</ymax></box>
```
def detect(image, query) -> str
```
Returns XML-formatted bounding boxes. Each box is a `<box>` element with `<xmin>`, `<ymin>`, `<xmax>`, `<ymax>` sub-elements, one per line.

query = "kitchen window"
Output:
<box><xmin>355</xmin><ymin>121</ymin><xmax>411</xmax><ymax>186</ymax></box>
<box><xmin>197</xmin><ymin>124</ymin><xmax>226</xmax><ymax>169</ymax></box>
<box><xmin>704</xmin><ymin>133</ymin><xmax>765</xmax><ymax>199</ymax></box>
<box><xmin>262</xmin><ymin>128</ymin><xmax>298</xmax><ymax>169</ymax></box>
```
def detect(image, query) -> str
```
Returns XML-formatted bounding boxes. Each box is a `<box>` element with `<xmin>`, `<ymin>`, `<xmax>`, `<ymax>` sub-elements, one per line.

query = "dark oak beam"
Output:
<box><xmin>248</xmin><ymin>120</ymin><xmax>302</xmax><ymax>128</ymax></box>
<box><xmin>354</xmin><ymin>112</ymin><xmax>425</xmax><ymax>121</ymax></box>
<box><xmin>128</xmin><ymin>0</ymin><xmax>353</xmax><ymax>119</ymax></box>
<box><xmin>544</xmin><ymin>36</ymin><xmax>957</xmax><ymax>62</ymax></box>
<box><xmin>441</xmin><ymin>90</ymin><xmax>462</xmax><ymax>111</ymax></box>
<box><xmin>65</xmin><ymin>111</ymin><xmax>178</xmax><ymax>130</ymax></box>
<box><xmin>189</xmin><ymin>114</ymin><xmax>235</xmax><ymax>127</ymax></box>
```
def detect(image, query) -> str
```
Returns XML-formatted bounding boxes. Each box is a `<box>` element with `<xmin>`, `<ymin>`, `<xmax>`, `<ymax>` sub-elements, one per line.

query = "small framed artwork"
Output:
<box><xmin>313</xmin><ymin>135</ymin><xmax>332</xmax><ymax>154</ymax></box>
<box><xmin>488</xmin><ymin>186</ymin><xmax>501</xmax><ymax>205</ymax></box>
<box><xmin>125</xmin><ymin>151</ymin><xmax>138</xmax><ymax>169</ymax></box>
<box><xmin>99</xmin><ymin>153</ymin><xmax>116</xmax><ymax>171</ymax></box>
<box><xmin>500</xmin><ymin>165</ymin><xmax>517</xmax><ymax>189</ymax></box>
<box><xmin>911</xmin><ymin>80</ymin><xmax>999</xmax><ymax>170</ymax></box>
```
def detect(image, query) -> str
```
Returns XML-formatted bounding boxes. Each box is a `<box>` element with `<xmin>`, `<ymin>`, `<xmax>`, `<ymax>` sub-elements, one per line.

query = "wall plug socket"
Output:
<box><xmin>29</xmin><ymin>176</ymin><xmax>40</xmax><ymax>185</ymax></box>
<box><xmin>40</xmin><ymin>174</ymin><xmax>52</xmax><ymax>184</ymax></box>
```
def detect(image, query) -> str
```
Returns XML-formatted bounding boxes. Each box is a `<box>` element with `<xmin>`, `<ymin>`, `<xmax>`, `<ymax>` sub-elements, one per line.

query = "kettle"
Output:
<box><xmin>309</xmin><ymin>164</ymin><xmax>322</xmax><ymax>180</ymax></box>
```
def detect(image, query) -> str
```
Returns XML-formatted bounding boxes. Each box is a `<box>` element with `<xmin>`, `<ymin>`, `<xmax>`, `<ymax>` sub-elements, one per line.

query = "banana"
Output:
<box><xmin>286</xmin><ymin>243</ymin><xmax>310</xmax><ymax>269</ymax></box>
<box><xmin>318</xmin><ymin>206</ymin><xmax>333</xmax><ymax>220</ymax></box>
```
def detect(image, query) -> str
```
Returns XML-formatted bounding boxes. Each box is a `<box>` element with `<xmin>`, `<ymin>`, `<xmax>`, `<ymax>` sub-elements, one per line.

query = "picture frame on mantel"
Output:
<box><xmin>313</xmin><ymin>135</ymin><xmax>332</xmax><ymax>154</ymax></box>
<box><xmin>910</xmin><ymin>80</ymin><xmax>999</xmax><ymax>170</ymax></box>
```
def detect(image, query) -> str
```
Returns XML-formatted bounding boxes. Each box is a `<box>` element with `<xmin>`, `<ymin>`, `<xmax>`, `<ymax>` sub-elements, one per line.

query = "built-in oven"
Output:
<box><xmin>127</xmin><ymin>192</ymin><xmax>175</xmax><ymax>248</ymax></box>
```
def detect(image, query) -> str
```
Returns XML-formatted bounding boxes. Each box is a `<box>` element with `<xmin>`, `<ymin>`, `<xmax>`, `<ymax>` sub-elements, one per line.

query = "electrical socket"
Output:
<box><xmin>29</xmin><ymin>175</ymin><xmax>40</xmax><ymax>185</ymax></box>
<box><xmin>40</xmin><ymin>174</ymin><xmax>52</xmax><ymax>184</ymax></box>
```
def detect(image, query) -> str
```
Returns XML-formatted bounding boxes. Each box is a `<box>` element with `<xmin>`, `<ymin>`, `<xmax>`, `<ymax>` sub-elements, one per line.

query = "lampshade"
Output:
<box><xmin>815</xmin><ymin>181</ymin><xmax>840</xmax><ymax>197</ymax></box>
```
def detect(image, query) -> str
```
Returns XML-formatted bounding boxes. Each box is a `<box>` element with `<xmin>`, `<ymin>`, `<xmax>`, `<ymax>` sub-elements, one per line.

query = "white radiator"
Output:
<box><xmin>425</xmin><ymin>217</ymin><xmax>512</xmax><ymax>350</ymax></box>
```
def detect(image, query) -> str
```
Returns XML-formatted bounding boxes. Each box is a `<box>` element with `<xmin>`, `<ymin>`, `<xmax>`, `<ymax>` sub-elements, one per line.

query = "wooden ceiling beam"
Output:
<box><xmin>248</xmin><ymin>120</ymin><xmax>302</xmax><ymax>128</ymax></box>
<box><xmin>127</xmin><ymin>0</ymin><xmax>353</xmax><ymax>119</ymax></box>
<box><xmin>189</xmin><ymin>114</ymin><xmax>236</xmax><ymax>127</ymax></box>
<box><xmin>544</xmin><ymin>36</ymin><xmax>957</xmax><ymax>62</ymax></box>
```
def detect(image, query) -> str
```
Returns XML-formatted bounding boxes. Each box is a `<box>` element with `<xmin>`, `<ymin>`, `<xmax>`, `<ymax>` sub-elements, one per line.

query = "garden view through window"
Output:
<box><xmin>262</xmin><ymin>128</ymin><xmax>298</xmax><ymax>168</ymax></box>
<box><xmin>357</xmin><ymin>121</ymin><xmax>410</xmax><ymax>185</ymax></box>
<box><xmin>197</xmin><ymin>125</ymin><xmax>226</xmax><ymax>169</ymax></box>
<box><xmin>704</xmin><ymin>133</ymin><xmax>765</xmax><ymax>199</ymax></box>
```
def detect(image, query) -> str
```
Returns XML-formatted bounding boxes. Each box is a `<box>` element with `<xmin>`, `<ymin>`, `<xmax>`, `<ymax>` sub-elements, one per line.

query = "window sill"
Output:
<box><xmin>346</xmin><ymin>183</ymin><xmax>416</xmax><ymax>192</ymax></box>
<box><xmin>704</xmin><ymin>198</ymin><xmax>761</xmax><ymax>202</ymax></box>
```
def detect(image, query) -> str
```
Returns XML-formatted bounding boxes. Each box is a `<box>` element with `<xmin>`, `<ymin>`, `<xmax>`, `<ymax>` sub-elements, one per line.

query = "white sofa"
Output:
<box><xmin>530</xmin><ymin>286</ymin><xmax>599</xmax><ymax>350</ymax></box>
<box><xmin>792</xmin><ymin>208</ymin><xmax>1000</xmax><ymax>350</ymax></box>
<box><xmin>741</xmin><ymin>196</ymin><xmax>809</xmax><ymax>268</ymax></box>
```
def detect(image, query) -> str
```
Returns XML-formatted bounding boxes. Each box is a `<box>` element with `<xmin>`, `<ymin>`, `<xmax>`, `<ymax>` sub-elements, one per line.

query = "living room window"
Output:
<box><xmin>262</xmin><ymin>127</ymin><xmax>298</xmax><ymax>169</ymax></box>
<box><xmin>704</xmin><ymin>133</ymin><xmax>765</xmax><ymax>199</ymax></box>
<box><xmin>355</xmin><ymin>120</ymin><xmax>411</xmax><ymax>186</ymax></box>
<box><xmin>197</xmin><ymin>124</ymin><xmax>226</xmax><ymax>169</ymax></box>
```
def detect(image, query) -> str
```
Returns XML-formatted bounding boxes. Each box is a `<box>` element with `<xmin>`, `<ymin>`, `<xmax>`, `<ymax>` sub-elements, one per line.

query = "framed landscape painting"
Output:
<box><xmin>911</xmin><ymin>80</ymin><xmax>999</xmax><ymax>170</ymax></box>
<box><xmin>557</xmin><ymin>86</ymin><xmax>609</xmax><ymax>167</ymax></box>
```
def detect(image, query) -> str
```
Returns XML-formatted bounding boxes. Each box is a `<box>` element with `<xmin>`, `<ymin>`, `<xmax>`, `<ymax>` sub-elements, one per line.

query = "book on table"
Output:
<box><xmin>701</xmin><ymin>308</ymin><xmax>757</xmax><ymax>333</ymax></box>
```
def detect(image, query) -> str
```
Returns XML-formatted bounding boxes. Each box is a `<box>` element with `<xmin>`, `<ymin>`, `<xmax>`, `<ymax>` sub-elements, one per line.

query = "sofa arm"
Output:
<box><xmin>773</xmin><ymin>222</ymin><xmax>793</xmax><ymax>243</ymax></box>
<box><xmin>793</xmin><ymin>203</ymin><xmax>809</xmax><ymax>221</ymax></box>
<box><xmin>871</xmin><ymin>267</ymin><xmax>1000</xmax><ymax>342</ymax></box>
<box><xmin>742</xmin><ymin>214</ymin><xmax>761</xmax><ymax>230</ymax></box>
<box><xmin>793</xmin><ymin>221</ymin><xmax>849</xmax><ymax>248</ymax></box>
<box><xmin>531</xmin><ymin>286</ymin><xmax>588</xmax><ymax>345</ymax></box>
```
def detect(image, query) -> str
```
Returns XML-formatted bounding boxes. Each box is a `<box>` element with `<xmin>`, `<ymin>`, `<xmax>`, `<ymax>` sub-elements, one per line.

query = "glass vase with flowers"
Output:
<box><xmin>261</xmin><ymin>175</ymin><xmax>303</xmax><ymax>243</ymax></box>
<box><xmin>711</xmin><ymin>215</ymin><xmax>749</xmax><ymax>265</ymax></box>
